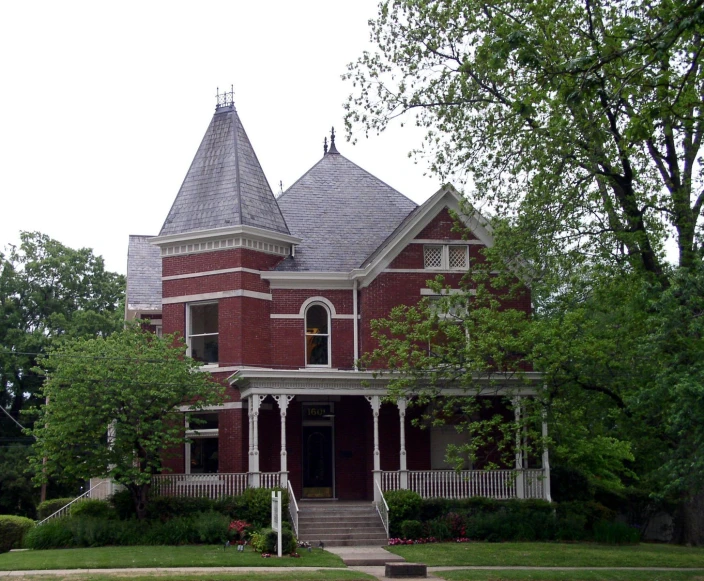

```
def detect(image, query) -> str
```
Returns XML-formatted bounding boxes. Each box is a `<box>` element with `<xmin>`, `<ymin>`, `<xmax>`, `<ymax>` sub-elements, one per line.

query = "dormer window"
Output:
<box><xmin>424</xmin><ymin>245</ymin><xmax>469</xmax><ymax>270</ymax></box>
<box><xmin>305</xmin><ymin>303</ymin><xmax>330</xmax><ymax>366</ymax></box>
<box><xmin>187</xmin><ymin>302</ymin><xmax>219</xmax><ymax>364</ymax></box>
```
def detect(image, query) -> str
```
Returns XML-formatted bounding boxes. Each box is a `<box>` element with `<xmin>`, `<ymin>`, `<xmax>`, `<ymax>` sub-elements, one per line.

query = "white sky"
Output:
<box><xmin>0</xmin><ymin>1</ymin><xmax>439</xmax><ymax>275</ymax></box>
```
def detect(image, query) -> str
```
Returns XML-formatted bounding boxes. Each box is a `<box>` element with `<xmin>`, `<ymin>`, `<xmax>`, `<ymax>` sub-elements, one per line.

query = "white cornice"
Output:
<box><xmin>162</xmin><ymin>289</ymin><xmax>272</xmax><ymax>304</ymax></box>
<box><xmin>151</xmin><ymin>224</ymin><xmax>302</xmax><ymax>247</ymax></box>
<box><xmin>262</xmin><ymin>271</ymin><xmax>354</xmax><ymax>289</ymax></box>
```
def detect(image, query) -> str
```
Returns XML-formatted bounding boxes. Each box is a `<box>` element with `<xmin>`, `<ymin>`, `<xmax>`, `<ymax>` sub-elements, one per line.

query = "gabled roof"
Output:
<box><xmin>126</xmin><ymin>235</ymin><xmax>161</xmax><ymax>314</ymax></box>
<box><xmin>275</xmin><ymin>149</ymin><xmax>417</xmax><ymax>272</ymax></box>
<box><xmin>159</xmin><ymin>104</ymin><xmax>290</xmax><ymax>237</ymax></box>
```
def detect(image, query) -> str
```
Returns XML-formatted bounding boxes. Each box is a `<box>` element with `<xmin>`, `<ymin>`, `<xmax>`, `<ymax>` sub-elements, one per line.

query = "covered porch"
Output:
<box><xmin>152</xmin><ymin>369</ymin><xmax>550</xmax><ymax>502</ymax></box>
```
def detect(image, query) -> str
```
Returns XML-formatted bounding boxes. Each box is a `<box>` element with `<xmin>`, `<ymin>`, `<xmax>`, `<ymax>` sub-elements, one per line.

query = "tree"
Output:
<box><xmin>346</xmin><ymin>0</ymin><xmax>704</xmax><ymax>280</ymax></box>
<box><xmin>28</xmin><ymin>327</ymin><xmax>224</xmax><ymax>519</ymax></box>
<box><xmin>0</xmin><ymin>232</ymin><xmax>125</xmax><ymax>439</ymax></box>
<box><xmin>347</xmin><ymin>0</ymin><xmax>704</xmax><ymax>542</ymax></box>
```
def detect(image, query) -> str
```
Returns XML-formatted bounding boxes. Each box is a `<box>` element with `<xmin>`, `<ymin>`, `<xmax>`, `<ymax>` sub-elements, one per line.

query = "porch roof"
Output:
<box><xmin>229</xmin><ymin>368</ymin><xmax>543</xmax><ymax>399</ymax></box>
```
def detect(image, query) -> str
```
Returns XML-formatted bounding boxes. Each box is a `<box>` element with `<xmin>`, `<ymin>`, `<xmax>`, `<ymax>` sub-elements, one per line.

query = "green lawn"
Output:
<box><xmin>7</xmin><ymin>575</ymin><xmax>373</xmax><ymax>581</ymax></box>
<box><xmin>437</xmin><ymin>571</ymin><xmax>704</xmax><ymax>581</ymax></box>
<box><xmin>385</xmin><ymin>542</ymin><xmax>704</xmax><ymax>568</ymax></box>
<box><xmin>0</xmin><ymin>545</ymin><xmax>345</xmax><ymax>571</ymax></box>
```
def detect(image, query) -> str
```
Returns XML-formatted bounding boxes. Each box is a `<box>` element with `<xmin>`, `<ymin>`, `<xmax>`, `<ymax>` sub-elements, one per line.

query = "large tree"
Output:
<box><xmin>28</xmin><ymin>327</ymin><xmax>224</xmax><ymax>519</ymax></box>
<box><xmin>346</xmin><ymin>0</ymin><xmax>704</xmax><ymax>280</ymax></box>
<box><xmin>0</xmin><ymin>231</ymin><xmax>125</xmax><ymax>439</ymax></box>
<box><xmin>347</xmin><ymin>0</ymin><xmax>704</xmax><ymax>543</ymax></box>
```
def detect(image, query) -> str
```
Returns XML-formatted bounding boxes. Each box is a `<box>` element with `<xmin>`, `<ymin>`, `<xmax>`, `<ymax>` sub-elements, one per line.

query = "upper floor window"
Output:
<box><xmin>424</xmin><ymin>245</ymin><xmax>469</xmax><ymax>270</ymax></box>
<box><xmin>305</xmin><ymin>303</ymin><xmax>330</xmax><ymax>366</ymax></box>
<box><xmin>188</xmin><ymin>302</ymin><xmax>218</xmax><ymax>364</ymax></box>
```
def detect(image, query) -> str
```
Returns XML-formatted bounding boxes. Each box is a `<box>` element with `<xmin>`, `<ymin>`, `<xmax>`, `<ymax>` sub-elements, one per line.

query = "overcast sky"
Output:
<box><xmin>0</xmin><ymin>1</ymin><xmax>439</xmax><ymax>275</ymax></box>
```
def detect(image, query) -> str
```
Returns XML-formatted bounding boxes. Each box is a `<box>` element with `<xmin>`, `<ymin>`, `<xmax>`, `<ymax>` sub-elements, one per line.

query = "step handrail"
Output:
<box><xmin>37</xmin><ymin>480</ymin><xmax>108</xmax><ymax>526</ymax></box>
<box><xmin>374</xmin><ymin>480</ymin><xmax>390</xmax><ymax>538</ymax></box>
<box><xmin>287</xmin><ymin>480</ymin><xmax>299</xmax><ymax>537</ymax></box>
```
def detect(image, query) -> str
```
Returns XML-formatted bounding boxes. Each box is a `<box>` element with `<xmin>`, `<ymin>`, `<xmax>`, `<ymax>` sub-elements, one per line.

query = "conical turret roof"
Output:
<box><xmin>159</xmin><ymin>104</ymin><xmax>289</xmax><ymax>237</ymax></box>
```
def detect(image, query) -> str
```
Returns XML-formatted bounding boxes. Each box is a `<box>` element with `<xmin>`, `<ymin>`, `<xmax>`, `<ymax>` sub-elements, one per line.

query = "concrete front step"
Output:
<box><xmin>296</xmin><ymin>501</ymin><xmax>389</xmax><ymax>547</ymax></box>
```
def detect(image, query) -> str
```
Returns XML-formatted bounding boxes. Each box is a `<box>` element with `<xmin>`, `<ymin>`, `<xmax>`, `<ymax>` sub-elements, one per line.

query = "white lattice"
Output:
<box><xmin>448</xmin><ymin>246</ymin><xmax>468</xmax><ymax>269</ymax></box>
<box><xmin>424</xmin><ymin>246</ymin><xmax>443</xmax><ymax>268</ymax></box>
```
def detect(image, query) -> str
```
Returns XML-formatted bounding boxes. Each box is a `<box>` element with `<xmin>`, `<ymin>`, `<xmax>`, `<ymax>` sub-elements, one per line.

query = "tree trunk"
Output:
<box><xmin>680</xmin><ymin>488</ymin><xmax>704</xmax><ymax>546</ymax></box>
<box><xmin>130</xmin><ymin>483</ymin><xmax>151</xmax><ymax>521</ymax></box>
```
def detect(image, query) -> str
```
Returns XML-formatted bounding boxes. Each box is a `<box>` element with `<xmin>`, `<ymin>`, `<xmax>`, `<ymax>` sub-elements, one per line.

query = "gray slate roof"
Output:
<box><xmin>159</xmin><ymin>105</ymin><xmax>289</xmax><ymax>237</ymax></box>
<box><xmin>126</xmin><ymin>235</ymin><xmax>161</xmax><ymax>311</ymax></box>
<box><xmin>276</xmin><ymin>151</ymin><xmax>417</xmax><ymax>272</ymax></box>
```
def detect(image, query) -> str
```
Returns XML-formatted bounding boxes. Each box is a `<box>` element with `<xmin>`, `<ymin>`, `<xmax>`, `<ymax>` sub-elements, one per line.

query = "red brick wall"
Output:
<box><xmin>416</xmin><ymin>207</ymin><xmax>478</xmax><ymax>240</ymax></box>
<box><xmin>162</xmin><ymin>248</ymin><xmax>284</xmax><ymax>277</ymax></box>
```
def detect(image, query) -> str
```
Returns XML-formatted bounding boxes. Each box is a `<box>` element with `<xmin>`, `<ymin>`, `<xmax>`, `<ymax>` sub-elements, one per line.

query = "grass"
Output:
<box><xmin>436</xmin><ymin>571</ymin><xmax>704</xmax><ymax>581</ymax></box>
<box><xmin>0</xmin><ymin>545</ymin><xmax>345</xmax><ymax>571</ymax></box>
<box><xmin>385</xmin><ymin>542</ymin><xmax>704</xmax><ymax>568</ymax></box>
<box><xmin>7</xmin><ymin>575</ymin><xmax>374</xmax><ymax>581</ymax></box>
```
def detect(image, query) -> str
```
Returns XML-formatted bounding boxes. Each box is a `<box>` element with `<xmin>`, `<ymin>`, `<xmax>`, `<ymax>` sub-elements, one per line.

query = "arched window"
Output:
<box><xmin>305</xmin><ymin>303</ymin><xmax>330</xmax><ymax>366</ymax></box>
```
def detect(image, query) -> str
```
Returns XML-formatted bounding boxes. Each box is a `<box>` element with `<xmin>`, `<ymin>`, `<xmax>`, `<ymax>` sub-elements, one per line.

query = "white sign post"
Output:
<box><xmin>271</xmin><ymin>491</ymin><xmax>282</xmax><ymax>557</ymax></box>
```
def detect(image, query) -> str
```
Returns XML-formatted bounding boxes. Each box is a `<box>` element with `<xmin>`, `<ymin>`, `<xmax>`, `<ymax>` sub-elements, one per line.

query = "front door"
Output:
<box><xmin>302</xmin><ymin>424</ymin><xmax>334</xmax><ymax>498</ymax></box>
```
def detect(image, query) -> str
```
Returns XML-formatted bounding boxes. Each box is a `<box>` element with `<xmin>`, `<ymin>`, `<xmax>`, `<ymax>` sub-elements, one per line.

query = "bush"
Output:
<box><xmin>385</xmin><ymin>490</ymin><xmax>422</xmax><ymax>537</ymax></box>
<box><xmin>37</xmin><ymin>498</ymin><xmax>74</xmax><ymax>520</ymax></box>
<box><xmin>71</xmin><ymin>499</ymin><xmax>115</xmax><ymax>520</ymax></box>
<box><xmin>109</xmin><ymin>490</ymin><xmax>135</xmax><ymax>520</ymax></box>
<box><xmin>400</xmin><ymin>519</ymin><xmax>423</xmax><ymax>540</ymax></box>
<box><xmin>593</xmin><ymin>520</ymin><xmax>641</xmax><ymax>544</ymax></box>
<box><xmin>193</xmin><ymin>511</ymin><xmax>229</xmax><ymax>544</ymax></box>
<box><xmin>24</xmin><ymin>518</ymin><xmax>73</xmax><ymax>549</ymax></box>
<box><xmin>144</xmin><ymin>516</ymin><xmax>196</xmax><ymax>545</ymax></box>
<box><xmin>238</xmin><ymin>488</ymin><xmax>288</xmax><ymax>528</ymax></box>
<box><xmin>262</xmin><ymin>527</ymin><xmax>296</xmax><ymax>553</ymax></box>
<box><xmin>424</xmin><ymin>517</ymin><xmax>451</xmax><ymax>540</ymax></box>
<box><xmin>0</xmin><ymin>515</ymin><xmax>34</xmax><ymax>552</ymax></box>
<box><xmin>146</xmin><ymin>496</ymin><xmax>215</xmax><ymax>521</ymax></box>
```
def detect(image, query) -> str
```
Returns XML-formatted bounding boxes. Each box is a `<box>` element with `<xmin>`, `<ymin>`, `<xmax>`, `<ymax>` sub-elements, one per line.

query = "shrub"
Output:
<box><xmin>37</xmin><ymin>498</ymin><xmax>74</xmax><ymax>520</ymax></box>
<box><xmin>400</xmin><ymin>519</ymin><xmax>423</xmax><ymax>540</ymax></box>
<box><xmin>110</xmin><ymin>489</ymin><xmax>135</xmax><ymax>520</ymax></box>
<box><xmin>385</xmin><ymin>490</ymin><xmax>422</xmax><ymax>536</ymax></box>
<box><xmin>424</xmin><ymin>517</ymin><xmax>451</xmax><ymax>540</ymax></box>
<box><xmin>250</xmin><ymin>530</ymin><xmax>267</xmax><ymax>552</ymax></box>
<box><xmin>144</xmin><ymin>516</ymin><xmax>196</xmax><ymax>545</ymax></box>
<box><xmin>263</xmin><ymin>527</ymin><xmax>296</xmax><ymax>553</ymax></box>
<box><xmin>24</xmin><ymin>518</ymin><xmax>73</xmax><ymax>550</ymax></box>
<box><xmin>238</xmin><ymin>488</ymin><xmax>288</xmax><ymax>527</ymax></box>
<box><xmin>71</xmin><ymin>499</ymin><xmax>115</xmax><ymax>520</ymax></box>
<box><xmin>193</xmin><ymin>511</ymin><xmax>229</xmax><ymax>544</ymax></box>
<box><xmin>146</xmin><ymin>496</ymin><xmax>215</xmax><ymax>521</ymax></box>
<box><xmin>593</xmin><ymin>520</ymin><xmax>641</xmax><ymax>544</ymax></box>
<box><xmin>0</xmin><ymin>515</ymin><xmax>34</xmax><ymax>552</ymax></box>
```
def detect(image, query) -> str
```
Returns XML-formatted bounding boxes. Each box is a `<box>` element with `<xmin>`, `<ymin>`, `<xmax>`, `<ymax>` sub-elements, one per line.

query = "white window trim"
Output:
<box><xmin>424</xmin><ymin>244</ymin><xmax>469</xmax><ymax>270</ymax></box>
<box><xmin>184</xmin><ymin>414</ymin><xmax>219</xmax><ymax>475</ymax></box>
<box><xmin>305</xmin><ymin>302</ymin><xmax>332</xmax><ymax>368</ymax></box>
<box><xmin>186</xmin><ymin>301</ymin><xmax>219</xmax><ymax>363</ymax></box>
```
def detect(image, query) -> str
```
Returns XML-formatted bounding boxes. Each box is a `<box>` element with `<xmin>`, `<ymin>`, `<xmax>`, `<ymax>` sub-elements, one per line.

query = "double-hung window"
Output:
<box><xmin>187</xmin><ymin>302</ymin><xmax>219</xmax><ymax>364</ymax></box>
<box><xmin>305</xmin><ymin>304</ymin><xmax>330</xmax><ymax>366</ymax></box>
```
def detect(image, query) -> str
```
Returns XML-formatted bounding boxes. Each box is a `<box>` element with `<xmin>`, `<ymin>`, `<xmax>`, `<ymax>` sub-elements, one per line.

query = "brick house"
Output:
<box><xmin>125</xmin><ymin>94</ymin><xmax>550</xmax><ymax>507</ymax></box>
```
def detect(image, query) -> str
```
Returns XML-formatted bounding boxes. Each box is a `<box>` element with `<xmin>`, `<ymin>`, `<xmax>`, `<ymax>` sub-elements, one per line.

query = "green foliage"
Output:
<box><xmin>237</xmin><ymin>488</ymin><xmax>288</xmax><ymax>528</ymax></box>
<box><xmin>36</xmin><ymin>498</ymin><xmax>73</xmax><ymax>520</ymax></box>
<box><xmin>23</xmin><ymin>518</ymin><xmax>73</xmax><ymax>550</ymax></box>
<box><xmin>0</xmin><ymin>515</ymin><xmax>34</xmax><ymax>552</ymax></box>
<box><xmin>192</xmin><ymin>511</ymin><xmax>229</xmax><ymax>544</ymax></box>
<box><xmin>385</xmin><ymin>489</ymin><xmax>422</xmax><ymax>536</ymax></box>
<box><xmin>70</xmin><ymin>499</ymin><xmax>115</xmax><ymax>520</ymax></box>
<box><xmin>400</xmin><ymin>519</ymin><xmax>423</xmax><ymax>540</ymax></box>
<box><xmin>262</xmin><ymin>527</ymin><xmax>296</xmax><ymax>554</ymax></box>
<box><xmin>593</xmin><ymin>520</ymin><xmax>642</xmax><ymax>544</ymax></box>
<box><xmin>28</xmin><ymin>326</ymin><xmax>224</xmax><ymax>519</ymax></box>
<box><xmin>145</xmin><ymin>496</ymin><xmax>216</xmax><ymax>520</ymax></box>
<box><xmin>249</xmin><ymin>530</ymin><xmax>267</xmax><ymax>552</ymax></box>
<box><xmin>0</xmin><ymin>445</ymin><xmax>36</xmax><ymax>518</ymax></box>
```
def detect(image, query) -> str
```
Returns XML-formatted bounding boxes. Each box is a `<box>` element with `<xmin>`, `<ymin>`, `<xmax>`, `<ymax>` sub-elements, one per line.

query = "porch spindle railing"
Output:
<box><xmin>151</xmin><ymin>473</ymin><xmax>248</xmax><ymax>497</ymax></box>
<box><xmin>259</xmin><ymin>472</ymin><xmax>279</xmax><ymax>489</ymax></box>
<box><xmin>375</xmin><ymin>480</ymin><xmax>390</xmax><ymax>538</ymax></box>
<box><xmin>287</xmin><ymin>480</ymin><xmax>299</xmax><ymax>537</ymax></box>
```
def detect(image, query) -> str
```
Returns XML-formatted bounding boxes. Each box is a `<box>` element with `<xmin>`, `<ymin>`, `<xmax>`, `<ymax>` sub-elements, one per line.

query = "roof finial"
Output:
<box><xmin>328</xmin><ymin>126</ymin><xmax>339</xmax><ymax>154</ymax></box>
<box><xmin>215</xmin><ymin>84</ymin><xmax>235</xmax><ymax>110</ymax></box>
<box><xmin>323</xmin><ymin>137</ymin><xmax>328</xmax><ymax>155</ymax></box>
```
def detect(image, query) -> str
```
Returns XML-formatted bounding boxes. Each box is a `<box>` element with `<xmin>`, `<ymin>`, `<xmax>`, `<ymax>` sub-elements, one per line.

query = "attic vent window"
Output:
<box><xmin>424</xmin><ymin>245</ymin><xmax>469</xmax><ymax>270</ymax></box>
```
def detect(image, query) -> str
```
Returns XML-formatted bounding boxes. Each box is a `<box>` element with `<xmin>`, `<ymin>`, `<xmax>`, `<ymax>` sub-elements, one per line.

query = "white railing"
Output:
<box><xmin>524</xmin><ymin>469</ymin><xmax>544</xmax><ymax>499</ymax></box>
<box><xmin>260</xmin><ymin>472</ymin><xmax>279</xmax><ymax>489</ymax></box>
<box><xmin>381</xmin><ymin>470</ymin><xmax>400</xmax><ymax>491</ymax></box>
<box><xmin>151</xmin><ymin>473</ymin><xmax>248</xmax><ymax>497</ymax></box>
<box><xmin>287</xmin><ymin>480</ymin><xmax>299</xmax><ymax>537</ymax></box>
<box><xmin>381</xmin><ymin>469</ymin><xmax>546</xmax><ymax>500</ymax></box>
<box><xmin>375</xmin><ymin>480</ymin><xmax>390</xmax><ymax>538</ymax></box>
<box><xmin>37</xmin><ymin>480</ymin><xmax>110</xmax><ymax>526</ymax></box>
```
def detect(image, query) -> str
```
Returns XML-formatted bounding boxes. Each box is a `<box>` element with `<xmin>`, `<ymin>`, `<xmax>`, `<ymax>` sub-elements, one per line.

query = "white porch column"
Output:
<box><xmin>542</xmin><ymin>410</ymin><xmax>552</xmax><ymax>502</ymax></box>
<box><xmin>273</xmin><ymin>395</ymin><xmax>294</xmax><ymax>489</ymax></box>
<box><xmin>513</xmin><ymin>397</ymin><xmax>525</xmax><ymax>499</ymax></box>
<box><xmin>397</xmin><ymin>398</ymin><xmax>408</xmax><ymax>489</ymax></box>
<box><xmin>365</xmin><ymin>395</ymin><xmax>382</xmax><ymax>502</ymax></box>
<box><xmin>248</xmin><ymin>394</ymin><xmax>262</xmax><ymax>488</ymax></box>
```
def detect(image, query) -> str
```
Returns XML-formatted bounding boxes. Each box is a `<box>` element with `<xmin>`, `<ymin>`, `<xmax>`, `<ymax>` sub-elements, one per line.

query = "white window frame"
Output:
<box><xmin>305</xmin><ymin>302</ymin><xmax>331</xmax><ymax>368</ymax></box>
<box><xmin>184</xmin><ymin>413</ymin><xmax>219</xmax><ymax>475</ymax></box>
<box><xmin>186</xmin><ymin>301</ymin><xmax>219</xmax><ymax>365</ymax></box>
<box><xmin>424</xmin><ymin>244</ymin><xmax>469</xmax><ymax>270</ymax></box>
